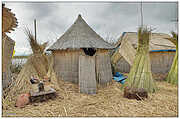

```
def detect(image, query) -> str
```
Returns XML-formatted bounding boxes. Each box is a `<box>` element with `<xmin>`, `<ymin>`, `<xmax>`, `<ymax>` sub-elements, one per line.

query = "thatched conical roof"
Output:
<box><xmin>48</xmin><ymin>14</ymin><xmax>115</xmax><ymax>51</ymax></box>
<box><xmin>2</xmin><ymin>4</ymin><xmax>18</xmax><ymax>33</ymax></box>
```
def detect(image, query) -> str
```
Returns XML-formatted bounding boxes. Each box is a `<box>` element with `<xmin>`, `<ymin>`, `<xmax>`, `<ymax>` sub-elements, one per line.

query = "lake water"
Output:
<box><xmin>12</xmin><ymin>58</ymin><xmax>27</xmax><ymax>65</ymax></box>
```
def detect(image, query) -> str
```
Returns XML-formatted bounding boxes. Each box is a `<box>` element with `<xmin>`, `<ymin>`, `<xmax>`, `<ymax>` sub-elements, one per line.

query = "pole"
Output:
<box><xmin>140</xmin><ymin>2</ymin><xmax>143</xmax><ymax>27</ymax></box>
<box><xmin>34</xmin><ymin>19</ymin><xmax>37</xmax><ymax>41</ymax></box>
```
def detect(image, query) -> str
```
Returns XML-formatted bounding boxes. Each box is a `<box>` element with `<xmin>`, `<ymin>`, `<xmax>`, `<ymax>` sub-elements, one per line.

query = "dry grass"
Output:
<box><xmin>24</xmin><ymin>27</ymin><xmax>49</xmax><ymax>78</ymax></box>
<box><xmin>2</xmin><ymin>79</ymin><xmax>177</xmax><ymax>117</ymax></box>
<box><xmin>2</xmin><ymin>56</ymin><xmax>59</xmax><ymax>108</ymax></box>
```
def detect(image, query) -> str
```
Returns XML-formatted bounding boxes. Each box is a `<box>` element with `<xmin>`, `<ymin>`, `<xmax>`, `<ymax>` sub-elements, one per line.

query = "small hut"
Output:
<box><xmin>48</xmin><ymin>14</ymin><xmax>114</xmax><ymax>94</ymax></box>
<box><xmin>2</xmin><ymin>4</ymin><xmax>18</xmax><ymax>89</ymax></box>
<box><xmin>114</xmin><ymin>32</ymin><xmax>176</xmax><ymax>74</ymax></box>
<box><xmin>2</xmin><ymin>34</ymin><xmax>15</xmax><ymax>89</ymax></box>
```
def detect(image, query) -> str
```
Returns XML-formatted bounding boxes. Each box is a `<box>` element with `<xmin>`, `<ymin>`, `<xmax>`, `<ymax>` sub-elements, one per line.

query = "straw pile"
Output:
<box><xmin>24</xmin><ymin>28</ymin><xmax>49</xmax><ymax>78</ymax></box>
<box><xmin>2</xmin><ymin>54</ymin><xmax>59</xmax><ymax>108</ymax></box>
<box><xmin>2</xmin><ymin>27</ymin><xmax>59</xmax><ymax>109</ymax></box>
<box><xmin>2</xmin><ymin>77</ymin><xmax>177</xmax><ymax>117</ymax></box>
<box><xmin>2</xmin><ymin>57</ymin><xmax>39</xmax><ymax>107</ymax></box>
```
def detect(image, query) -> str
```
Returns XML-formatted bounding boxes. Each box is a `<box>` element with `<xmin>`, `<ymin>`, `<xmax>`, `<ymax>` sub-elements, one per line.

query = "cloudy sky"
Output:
<box><xmin>4</xmin><ymin>2</ymin><xmax>178</xmax><ymax>56</ymax></box>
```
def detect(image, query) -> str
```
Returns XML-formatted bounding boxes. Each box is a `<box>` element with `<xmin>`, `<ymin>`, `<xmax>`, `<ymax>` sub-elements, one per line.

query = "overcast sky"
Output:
<box><xmin>4</xmin><ymin>2</ymin><xmax>178</xmax><ymax>56</ymax></box>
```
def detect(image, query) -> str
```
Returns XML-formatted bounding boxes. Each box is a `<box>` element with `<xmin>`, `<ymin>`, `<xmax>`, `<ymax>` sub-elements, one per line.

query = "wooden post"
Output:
<box><xmin>140</xmin><ymin>2</ymin><xmax>143</xmax><ymax>27</ymax></box>
<box><xmin>34</xmin><ymin>19</ymin><xmax>37</xmax><ymax>41</ymax></box>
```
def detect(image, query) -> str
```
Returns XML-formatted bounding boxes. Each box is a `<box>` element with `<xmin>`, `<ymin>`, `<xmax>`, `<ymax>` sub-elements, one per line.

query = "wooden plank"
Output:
<box><xmin>29</xmin><ymin>87</ymin><xmax>56</xmax><ymax>103</ymax></box>
<box><xmin>79</xmin><ymin>55</ymin><xmax>96</xmax><ymax>94</ymax></box>
<box><xmin>30</xmin><ymin>88</ymin><xmax>56</xmax><ymax>97</ymax></box>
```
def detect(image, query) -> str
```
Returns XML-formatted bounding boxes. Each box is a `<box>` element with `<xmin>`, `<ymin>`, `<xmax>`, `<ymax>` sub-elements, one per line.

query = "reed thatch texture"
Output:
<box><xmin>24</xmin><ymin>28</ymin><xmax>49</xmax><ymax>78</ymax></box>
<box><xmin>150</xmin><ymin>51</ymin><xmax>175</xmax><ymax>74</ymax></box>
<box><xmin>31</xmin><ymin>54</ymin><xmax>49</xmax><ymax>78</ymax></box>
<box><xmin>116</xmin><ymin>51</ymin><xmax>175</xmax><ymax>74</ymax></box>
<box><xmin>111</xmin><ymin>36</ymin><xmax>136</xmax><ymax>67</ymax></box>
<box><xmin>115</xmin><ymin>57</ymin><xmax>131</xmax><ymax>73</ymax></box>
<box><xmin>166</xmin><ymin>32</ymin><xmax>178</xmax><ymax>85</ymax></box>
<box><xmin>2</xmin><ymin>55</ymin><xmax>60</xmax><ymax>109</ymax></box>
<box><xmin>114</xmin><ymin>32</ymin><xmax>176</xmax><ymax>74</ymax></box>
<box><xmin>96</xmin><ymin>50</ymin><xmax>112</xmax><ymax>86</ymax></box>
<box><xmin>53</xmin><ymin>50</ymin><xmax>79</xmax><ymax>84</ymax></box>
<box><xmin>53</xmin><ymin>49</ymin><xmax>113</xmax><ymax>90</ymax></box>
<box><xmin>3</xmin><ymin>27</ymin><xmax>53</xmax><ymax>108</ymax></box>
<box><xmin>2</xmin><ymin>4</ymin><xmax>18</xmax><ymax>33</ymax></box>
<box><xmin>2</xmin><ymin>57</ymin><xmax>39</xmax><ymax>108</ymax></box>
<box><xmin>48</xmin><ymin>15</ymin><xmax>114</xmax><ymax>94</ymax></box>
<box><xmin>24</xmin><ymin>28</ymin><xmax>48</xmax><ymax>54</ymax></box>
<box><xmin>115</xmin><ymin>32</ymin><xmax>176</xmax><ymax>51</ymax></box>
<box><xmin>124</xmin><ymin>27</ymin><xmax>156</xmax><ymax>93</ymax></box>
<box><xmin>79</xmin><ymin>55</ymin><xmax>96</xmax><ymax>94</ymax></box>
<box><xmin>46</xmin><ymin>55</ymin><xmax>60</xmax><ymax>90</ymax></box>
<box><xmin>2</xmin><ymin>80</ymin><xmax>178</xmax><ymax>117</ymax></box>
<box><xmin>2</xmin><ymin>33</ymin><xmax>15</xmax><ymax>89</ymax></box>
<box><xmin>47</xmin><ymin>14</ymin><xmax>115</xmax><ymax>51</ymax></box>
<box><xmin>2</xmin><ymin>3</ymin><xmax>17</xmax><ymax>90</ymax></box>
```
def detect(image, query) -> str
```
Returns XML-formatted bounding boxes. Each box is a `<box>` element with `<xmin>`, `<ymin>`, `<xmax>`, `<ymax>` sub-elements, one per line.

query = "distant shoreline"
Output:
<box><xmin>13</xmin><ymin>55</ymin><xmax>29</xmax><ymax>59</ymax></box>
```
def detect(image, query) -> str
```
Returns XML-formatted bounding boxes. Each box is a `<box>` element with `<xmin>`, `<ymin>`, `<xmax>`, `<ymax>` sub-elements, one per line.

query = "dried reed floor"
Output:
<box><xmin>2</xmin><ymin>80</ymin><xmax>178</xmax><ymax>117</ymax></box>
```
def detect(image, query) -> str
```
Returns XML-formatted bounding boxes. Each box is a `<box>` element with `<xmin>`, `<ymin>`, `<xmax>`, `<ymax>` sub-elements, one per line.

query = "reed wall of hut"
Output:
<box><xmin>115</xmin><ymin>51</ymin><xmax>175</xmax><ymax>74</ymax></box>
<box><xmin>96</xmin><ymin>50</ymin><xmax>112</xmax><ymax>86</ymax></box>
<box><xmin>53</xmin><ymin>50</ymin><xmax>79</xmax><ymax>84</ymax></box>
<box><xmin>53</xmin><ymin>49</ymin><xmax>113</xmax><ymax>86</ymax></box>
<box><xmin>114</xmin><ymin>32</ymin><xmax>176</xmax><ymax>74</ymax></box>
<box><xmin>2</xmin><ymin>34</ymin><xmax>15</xmax><ymax>89</ymax></box>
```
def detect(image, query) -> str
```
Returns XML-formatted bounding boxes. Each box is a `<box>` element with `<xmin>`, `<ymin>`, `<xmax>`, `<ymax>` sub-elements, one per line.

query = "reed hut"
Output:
<box><xmin>2</xmin><ymin>34</ymin><xmax>15</xmax><ymax>89</ymax></box>
<box><xmin>2</xmin><ymin>4</ymin><xmax>18</xmax><ymax>89</ymax></box>
<box><xmin>114</xmin><ymin>32</ymin><xmax>176</xmax><ymax>74</ymax></box>
<box><xmin>48</xmin><ymin>14</ymin><xmax>114</xmax><ymax>94</ymax></box>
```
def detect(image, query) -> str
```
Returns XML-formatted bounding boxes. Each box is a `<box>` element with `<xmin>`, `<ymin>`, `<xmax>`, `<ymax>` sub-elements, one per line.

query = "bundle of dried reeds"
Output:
<box><xmin>2</xmin><ymin>57</ymin><xmax>39</xmax><ymax>109</ymax></box>
<box><xmin>166</xmin><ymin>32</ymin><xmax>178</xmax><ymax>85</ymax></box>
<box><xmin>24</xmin><ymin>28</ymin><xmax>49</xmax><ymax>78</ymax></box>
<box><xmin>124</xmin><ymin>27</ymin><xmax>156</xmax><ymax>93</ymax></box>
<box><xmin>2</xmin><ymin>28</ymin><xmax>57</xmax><ymax>109</ymax></box>
<box><xmin>24</xmin><ymin>28</ymin><xmax>48</xmax><ymax>54</ymax></box>
<box><xmin>2</xmin><ymin>55</ymin><xmax>60</xmax><ymax>109</ymax></box>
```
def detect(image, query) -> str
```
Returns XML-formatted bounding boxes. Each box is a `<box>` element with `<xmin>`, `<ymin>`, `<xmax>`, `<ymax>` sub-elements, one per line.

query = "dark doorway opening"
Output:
<box><xmin>82</xmin><ymin>48</ymin><xmax>96</xmax><ymax>56</ymax></box>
